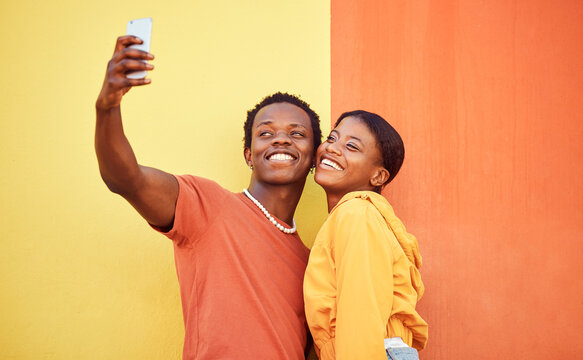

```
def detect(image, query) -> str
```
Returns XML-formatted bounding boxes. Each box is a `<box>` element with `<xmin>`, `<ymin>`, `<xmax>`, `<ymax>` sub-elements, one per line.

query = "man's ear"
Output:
<box><xmin>313</xmin><ymin>149</ymin><xmax>318</xmax><ymax>167</ymax></box>
<box><xmin>243</xmin><ymin>148</ymin><xmax>252</xmax><ymax>168</ymax></box>
<box><xmin>370</xmin><ymin>167</ymin><xmax>390</xmax><ymax>188</ymax></box>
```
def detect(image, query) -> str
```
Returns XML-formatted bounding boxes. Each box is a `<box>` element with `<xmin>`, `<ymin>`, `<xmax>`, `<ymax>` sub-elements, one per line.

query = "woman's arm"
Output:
<box><xmin>333</xmin><ymin>201</ymin><xmax>394</xmax><ymax>360</ymax></box>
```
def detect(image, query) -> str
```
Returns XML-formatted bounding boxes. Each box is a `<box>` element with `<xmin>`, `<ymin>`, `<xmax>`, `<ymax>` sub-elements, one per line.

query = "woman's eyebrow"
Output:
<box><xmin>333</xmin><ymin>129</ymin><xmax>362</xmax><ymax>142</ymax></box>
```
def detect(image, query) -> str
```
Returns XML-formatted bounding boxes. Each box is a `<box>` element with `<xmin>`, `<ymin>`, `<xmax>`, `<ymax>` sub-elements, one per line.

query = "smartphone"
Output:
<box><xmin>126</xmin><ymin>17</ymin><xmax>152</xmax><ymax>79</ymax></box>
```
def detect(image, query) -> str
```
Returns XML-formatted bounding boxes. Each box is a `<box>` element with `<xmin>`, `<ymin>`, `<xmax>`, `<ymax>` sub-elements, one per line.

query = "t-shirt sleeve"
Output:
<box><xmin>152</xmin><ymin>175</ymin><xmax>229</xmax><ymax>246</ymax></box>
<box><xmin>332</xmin><ymin>200</ymin><xmax>395</xmax><ymax>360</ymax></box>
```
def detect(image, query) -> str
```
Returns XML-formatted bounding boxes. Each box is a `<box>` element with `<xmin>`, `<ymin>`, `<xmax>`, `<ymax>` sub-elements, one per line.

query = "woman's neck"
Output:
<box><xmin>325</xmin><ymin>192</ymin><xmax>345</xmax><ymax>213</ymax></box>
<box><xmin>325</xmin><ymin>187</ymin><xmax>379</xmax><ymax>213</ymax></box>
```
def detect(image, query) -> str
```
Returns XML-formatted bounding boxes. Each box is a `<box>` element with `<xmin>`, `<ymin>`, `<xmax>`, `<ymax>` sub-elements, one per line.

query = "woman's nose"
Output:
<box><xmin>325</xmin><ymin>141</ymin><xmax>342</xmax><ymax>155</ymax></box>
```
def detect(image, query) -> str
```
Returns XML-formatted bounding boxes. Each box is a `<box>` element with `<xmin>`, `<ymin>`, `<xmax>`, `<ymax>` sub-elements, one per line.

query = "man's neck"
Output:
<box><xmin>246</xmin><ymin>181</ymin><xmax>305</xmax><ymax>226</ymax></box>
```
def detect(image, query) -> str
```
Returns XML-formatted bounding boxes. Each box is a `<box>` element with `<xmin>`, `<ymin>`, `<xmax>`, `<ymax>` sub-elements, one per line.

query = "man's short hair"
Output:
<box><xmin>244</xmin><ymin>92</ymin><xmax>322</xmax><ymax>153</ymax></box>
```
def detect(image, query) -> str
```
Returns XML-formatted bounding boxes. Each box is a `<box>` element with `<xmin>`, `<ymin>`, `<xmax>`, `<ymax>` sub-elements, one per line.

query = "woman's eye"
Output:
<box><xmin>326</xmin><ymin>135</ymin><xmax>336</xmax><ymax>142</ymax></box>
<box><xmin>347</xmin><ymin>143</ymin><xmax>359</xmax><ymax>150</ymax></box>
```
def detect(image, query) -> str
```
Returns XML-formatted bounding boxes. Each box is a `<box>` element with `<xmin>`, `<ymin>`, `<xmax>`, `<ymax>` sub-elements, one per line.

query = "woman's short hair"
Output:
<box><xmin>335</xmin><ymin>110</ymin><xmax>405</xmax><ymax>189</ymax></box>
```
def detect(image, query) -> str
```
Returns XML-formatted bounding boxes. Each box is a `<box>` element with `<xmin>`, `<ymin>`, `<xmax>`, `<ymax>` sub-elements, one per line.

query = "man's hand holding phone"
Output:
<box><xmin>96</xmin><ymin>18</ymin><xmax>154</xmax><ymax>111</ymax></box>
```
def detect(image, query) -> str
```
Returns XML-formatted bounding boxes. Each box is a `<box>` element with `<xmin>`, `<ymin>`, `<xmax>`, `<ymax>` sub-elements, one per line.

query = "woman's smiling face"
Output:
<box><xmin>314</xmin><ymin>116</ymin><xmax>387</xmax><ymax>195</ymax></box>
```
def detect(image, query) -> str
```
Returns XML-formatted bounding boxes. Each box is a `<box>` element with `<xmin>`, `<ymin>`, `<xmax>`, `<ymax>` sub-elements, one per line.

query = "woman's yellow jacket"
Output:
<box><xmin>304</xmin><ymin>191</ymin><xmax>428</xmax><ymax>360</ymax></box>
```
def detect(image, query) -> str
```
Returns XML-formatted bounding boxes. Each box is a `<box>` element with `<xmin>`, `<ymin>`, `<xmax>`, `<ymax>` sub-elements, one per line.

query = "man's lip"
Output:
<box><xmin>265</xmin><ymin>150</ymin><xmax>298</xmax><ymax>160</ymax></box>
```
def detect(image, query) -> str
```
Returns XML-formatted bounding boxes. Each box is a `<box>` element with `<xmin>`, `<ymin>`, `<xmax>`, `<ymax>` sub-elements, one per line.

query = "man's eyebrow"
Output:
<box><xmin>289</xmin><ymin>123</ymin><xmax>308</xmax><ymax>128</ymax></box>
<box><xmin>255</xmin><ymin>120</ymin><xmax>273</xmax><ymax>127</ymax></box>
<box><xmin>255</xmin><ymin>121</ymin><xmax>307</xmax><ymax>128</ymax></box>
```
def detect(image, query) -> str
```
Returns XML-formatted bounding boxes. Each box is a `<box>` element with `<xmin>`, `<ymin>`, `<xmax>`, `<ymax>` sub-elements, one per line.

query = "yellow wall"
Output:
<box><xmin>0</xmin><ymin>1</ymin><xmax>330</xmax><ymax>358</ymax></box>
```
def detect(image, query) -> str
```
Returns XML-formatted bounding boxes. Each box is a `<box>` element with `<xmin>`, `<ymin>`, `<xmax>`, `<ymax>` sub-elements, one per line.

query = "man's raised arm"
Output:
<box><xmin>95</xmin><ymin>36</ymin><xmax>178</xmax><ymax>230</ymax></box>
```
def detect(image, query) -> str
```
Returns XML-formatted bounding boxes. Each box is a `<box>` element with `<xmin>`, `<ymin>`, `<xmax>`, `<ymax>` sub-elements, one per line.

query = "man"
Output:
<box><xmin>95</xmin><ymin>36</ymin><xmax>322</xmax><ymax>359</ymax></box>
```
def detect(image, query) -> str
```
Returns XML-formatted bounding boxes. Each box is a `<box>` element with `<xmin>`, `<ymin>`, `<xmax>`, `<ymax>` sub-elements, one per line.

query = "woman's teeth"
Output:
<box><xmin>321</xmin><ymin>158</ymin><xmax>343</xmax><ymax>171</ymax></box>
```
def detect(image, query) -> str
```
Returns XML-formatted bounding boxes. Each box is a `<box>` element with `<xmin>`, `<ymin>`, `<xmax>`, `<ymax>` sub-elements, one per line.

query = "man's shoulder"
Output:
<box><xmin>175</xmin><ymin>174</ymin><xmax>233</xmax><ymax>196</ymax></box>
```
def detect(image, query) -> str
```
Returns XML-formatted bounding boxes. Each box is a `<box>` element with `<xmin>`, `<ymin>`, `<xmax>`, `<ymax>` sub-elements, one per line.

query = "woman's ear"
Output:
<box><xmin>370</xmin><ymin>167</ymin><xmax>390</xmax><ymax>188</ymax></box>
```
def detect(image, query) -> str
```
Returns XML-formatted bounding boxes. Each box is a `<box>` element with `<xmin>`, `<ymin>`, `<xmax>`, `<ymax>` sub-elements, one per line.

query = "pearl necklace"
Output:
<box><xmin>243</xmin><ymin>189</ymin><xmax>297</xmax><ymax>234</ymax></box>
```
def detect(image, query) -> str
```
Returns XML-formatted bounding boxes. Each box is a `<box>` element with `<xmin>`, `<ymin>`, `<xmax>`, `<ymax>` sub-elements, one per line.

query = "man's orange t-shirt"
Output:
<box><xmin>156</xmin><ymin>175</ymin><xmax>310</xmax><ymax>360</ymax></box>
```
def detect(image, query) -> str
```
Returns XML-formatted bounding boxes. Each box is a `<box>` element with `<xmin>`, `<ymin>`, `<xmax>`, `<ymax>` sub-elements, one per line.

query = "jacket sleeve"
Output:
<box><xmin>332</xmin><ymin>200</ymin><xmax>394</xmax><ymax>360</ymax></box>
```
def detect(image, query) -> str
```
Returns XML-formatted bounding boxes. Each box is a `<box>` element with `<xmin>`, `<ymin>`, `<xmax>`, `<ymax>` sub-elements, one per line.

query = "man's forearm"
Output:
<box><xmin>95</xmin><ymin>105</ymin><xmax>144</xmax><ymax>196</ymax></box>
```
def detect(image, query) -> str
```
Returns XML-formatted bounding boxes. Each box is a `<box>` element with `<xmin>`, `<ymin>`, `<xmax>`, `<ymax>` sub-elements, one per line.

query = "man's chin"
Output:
<box><xmin>260</xmin><ymin>173</ymin><xmax>309</xmax><ymax>187</ymax></box>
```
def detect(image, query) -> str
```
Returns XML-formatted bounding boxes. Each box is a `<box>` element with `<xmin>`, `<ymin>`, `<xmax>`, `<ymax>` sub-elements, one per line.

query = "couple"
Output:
<box><xmin>95</xmin><ymin>36</ymin><xmax>427</xmax><ymax>360</ymax></box>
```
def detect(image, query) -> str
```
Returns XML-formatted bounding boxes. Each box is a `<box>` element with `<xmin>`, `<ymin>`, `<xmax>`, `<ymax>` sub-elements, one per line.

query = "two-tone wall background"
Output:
<box><xmin>1</xmin><ymin>1</ymin><xmax>582</xmax><ymax>359</ymax></box>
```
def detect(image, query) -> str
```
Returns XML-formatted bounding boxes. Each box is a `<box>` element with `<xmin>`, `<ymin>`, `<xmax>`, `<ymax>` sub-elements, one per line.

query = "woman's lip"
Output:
<box><xmin>320</xmin><ymin>158</ymin><xmax>344</xmax><ymax>170</ymax></box>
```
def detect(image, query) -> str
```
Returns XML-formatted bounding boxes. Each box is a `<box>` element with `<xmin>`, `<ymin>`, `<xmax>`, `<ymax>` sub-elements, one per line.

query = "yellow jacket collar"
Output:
<box><xmin>332</xmin><ymin>191</ymin><xmax>423</xmax><ymax>270</ymax></box>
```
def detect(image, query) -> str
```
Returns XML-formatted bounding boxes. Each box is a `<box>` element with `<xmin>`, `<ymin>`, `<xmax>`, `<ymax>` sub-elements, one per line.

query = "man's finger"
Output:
<box><xmin>110</xmin><ymin>47</ymin><xmax>154</xmax><ymax>65</ymax></box>
<box><xmin>124</xmin><ymin>77</ymin><xmax>152</xmax><ymax>87</ymax></box>
<box><xmin>112</xmin><ymin>59</ymin><xmax>154</xmax><ymax>74</ymax></box>
<box><xmin>121</xmin><ymin>48</ymin><xmax>155</xmax><ymax>60</ymax></box>
<box><xmin>113</xmin><ymin>35</ymin><xmax>143</xmax><ymax>54</ymax></box>
<box><xmin>108</xmin><ymin>77</ymin><xmax>151</xmax><ymax>91</ymax></box>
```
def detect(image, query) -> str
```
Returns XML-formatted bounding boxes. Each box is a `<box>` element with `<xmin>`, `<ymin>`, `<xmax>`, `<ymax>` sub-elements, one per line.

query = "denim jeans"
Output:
<box><xmin>386</xmin><ymin>346</ymin><xmax>419</xmax><ymax>360</ymax></box>
<box><xmin>384</xmin><ymin>337</ymin><xmax>419</xmax><ymax>360</ymax></box>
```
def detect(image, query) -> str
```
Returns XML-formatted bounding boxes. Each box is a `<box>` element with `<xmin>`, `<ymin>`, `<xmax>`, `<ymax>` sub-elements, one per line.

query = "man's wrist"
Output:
<box><xmin>95</xmin><ymin>100</ymin><xmax>119</xmax><ymax>113</ymax></box>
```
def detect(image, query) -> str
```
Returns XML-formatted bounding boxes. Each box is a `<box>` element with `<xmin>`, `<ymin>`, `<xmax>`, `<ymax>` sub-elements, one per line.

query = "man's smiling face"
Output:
<box><xmin>245</xmin><ymin>102</ymin><xmax>315</xmax><ymax>186</ymax></box>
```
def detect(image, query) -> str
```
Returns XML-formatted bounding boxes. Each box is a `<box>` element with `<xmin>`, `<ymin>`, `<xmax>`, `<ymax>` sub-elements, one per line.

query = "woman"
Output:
<box><xmin>304</xmin><ymin>110</ymin><xmax>428</xmax><ymax>360</ymax></box>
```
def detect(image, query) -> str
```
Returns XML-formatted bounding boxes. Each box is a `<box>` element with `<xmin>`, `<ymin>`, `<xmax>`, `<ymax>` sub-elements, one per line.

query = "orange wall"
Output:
<box><xmin>331</xmin><ymin>1</ymin><xmax>583</xmax><ymax>358</ymax></box>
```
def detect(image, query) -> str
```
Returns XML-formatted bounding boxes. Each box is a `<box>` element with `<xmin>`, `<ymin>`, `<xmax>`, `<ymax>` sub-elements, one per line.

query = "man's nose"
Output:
<box><xmin>271</xmin><ymin>131</ymin><xmax>292</xmax><ymax>145</ymax></box>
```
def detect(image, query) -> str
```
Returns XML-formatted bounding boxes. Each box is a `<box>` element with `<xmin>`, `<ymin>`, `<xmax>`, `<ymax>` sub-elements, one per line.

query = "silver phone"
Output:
<box><xmin>126</xmin><ymin>17</ymin><xmax>152</xmax><ymax>79</ymax></box>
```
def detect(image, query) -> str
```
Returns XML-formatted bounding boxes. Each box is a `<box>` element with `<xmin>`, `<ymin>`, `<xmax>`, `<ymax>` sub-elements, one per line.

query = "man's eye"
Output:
<box><xmin>260</xmin><ymin>131</ymin><xmax>272</xmax><ymax>136</ymax></box>
<box><xmin>291</xmin><ymin>131</ymin><xmax>305</xmax><ymax>137</ymax></box>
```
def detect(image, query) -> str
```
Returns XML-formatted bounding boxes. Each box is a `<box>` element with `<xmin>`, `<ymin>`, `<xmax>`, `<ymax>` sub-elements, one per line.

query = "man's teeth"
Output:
<box><xmin>321</xmin><ymin>158</ymin><xmax>343</xmax><ymax>171</ymax></box>
<box><xmin>269</xmin><ymin>153</ymin><xmax>294</xmax><ymax>161</ymax></box>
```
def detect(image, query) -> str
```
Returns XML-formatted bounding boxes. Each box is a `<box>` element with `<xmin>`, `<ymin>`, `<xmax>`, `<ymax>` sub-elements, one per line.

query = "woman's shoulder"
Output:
<box><xmin>332</xmin><ymin>191</ymin><xmax>387</xmax><ymax>215</ymax></box>
<box><xmin>328</xmin><ymin>192</ymin><xmax>387</xmax><ymax>231</ymax></box>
